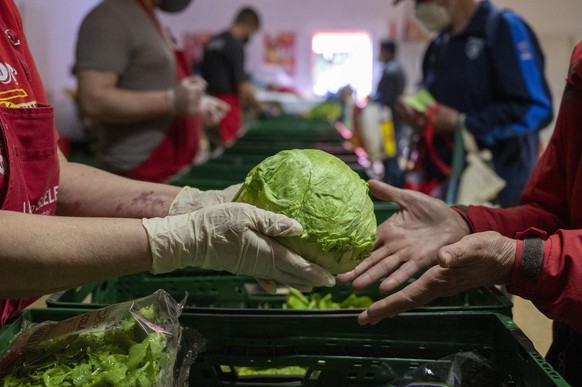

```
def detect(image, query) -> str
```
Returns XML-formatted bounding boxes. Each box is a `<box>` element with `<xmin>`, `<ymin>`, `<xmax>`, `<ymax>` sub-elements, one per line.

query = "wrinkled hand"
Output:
<box><xmin>200</xmin><ymin>95</ymin><xmax>230</xmax><ymax>126</ymax></box>
<box><xmin>168</xmin><ymin>184</ymin><xmax>242</xmax><ymax>215</ymax></box>
<box><xmin>357</xmin><ymin>231</ymin><xmax>516</xmax><ymax>325</ymax></box>
<box><xmin>171</xmin><ymin>76</ymin><xmax>207</xmax><ymax>116</ymax></box>
<box><xmin>143</xmin><ymin>202</ymin><xmax>335</xmax><ymax>292</ymax></box>
<box><xmin>337</xmin><ymin>180</ymin><xmax>470</xmax><ymax>294</ymax></box>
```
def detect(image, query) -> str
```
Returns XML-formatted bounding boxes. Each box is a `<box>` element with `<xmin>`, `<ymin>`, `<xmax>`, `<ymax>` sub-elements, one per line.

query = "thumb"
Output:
<box><xmin>368</xmin><ymin>179</ymin><xmax>406</xmax><ymax>205</ymax></box>
<box><xmin>256</xmin><ymin>278</ymin><xmax>278</xmax><ymax>294</ymax></box>
<box><xmin>250</xmin><ymin>208</ymin><xmax>303</xmax><ymax>237</ymax></box>
<box><xmin>437</xmin><ymin>241</ymin><xmax>466</xmax><ymax>268</ymax></box>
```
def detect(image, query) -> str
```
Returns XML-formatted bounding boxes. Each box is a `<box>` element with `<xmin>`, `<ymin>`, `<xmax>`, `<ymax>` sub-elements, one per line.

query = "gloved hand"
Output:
<box><xmin>168</xmin><ymin>184</ymin><xmax>242</xmax><ymax>215</ymax></box>
<box><xmin>169</xmin><ymin>76</ymin><xmax>207</xmax><ymax>116</ymax></box>
<box><xmin>200</xmin><ymin>95</ymin><xmax>230</xmax><ymax>127</ymax></box>
<box><xmin>143</xmin><ymin>202</ymin><xmax>336</xmax><ymax>293</ymax></box>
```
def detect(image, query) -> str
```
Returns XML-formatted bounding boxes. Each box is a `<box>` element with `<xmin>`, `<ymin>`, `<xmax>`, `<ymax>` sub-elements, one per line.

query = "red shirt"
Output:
<box><xmin>459</xmin><ymin>42</ymin><xmax>582</xmax><ymax>333</ymax></box>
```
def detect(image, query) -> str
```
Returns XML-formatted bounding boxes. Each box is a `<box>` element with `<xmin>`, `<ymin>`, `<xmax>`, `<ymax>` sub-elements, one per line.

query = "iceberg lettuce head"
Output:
<box><xmin>234</xmin><ymin>149</ymin><xmax>376</xmax><ymax>274</ymax></box>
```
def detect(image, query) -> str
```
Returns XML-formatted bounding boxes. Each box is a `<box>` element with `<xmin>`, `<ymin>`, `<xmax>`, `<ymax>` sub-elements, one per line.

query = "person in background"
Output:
<box><xmin>395</xmin><ymin>0</ymin><xmax>552</xmax><ymax>207</ymax></box>
<box><xmin>0</xmin><ymin>0</ymin><xmax>334</xmax><ymax>326</ymax></box>
<box><xmin>200</xmin><ymin>6</ymin><xmax>265</xmax><ymax>148</ymax></box>
<box><xmin>74</xmin><ymin>0</ymin><xmax>229</xmax><ymax>183</ymax></box>
<box><xmin>375</xmin><ymin>39</ymin><xmax>406</xmax><ymax>187</ymax></box>
<box><xmin>338</xmin><ymin>41</ymin><xmax>582</xmax><ymax>385</ymax></box>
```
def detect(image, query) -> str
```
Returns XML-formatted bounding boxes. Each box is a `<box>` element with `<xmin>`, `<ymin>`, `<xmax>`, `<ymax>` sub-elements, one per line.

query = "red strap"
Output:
<box><xmin>136</xmin><ymin>0</ymin><xmax>164</xmax><ymax>36</ymax></box>
<box><xmin>424</xmin><ymin>103</ymin><xmax>452</xmax><ymax>176</ymax></box>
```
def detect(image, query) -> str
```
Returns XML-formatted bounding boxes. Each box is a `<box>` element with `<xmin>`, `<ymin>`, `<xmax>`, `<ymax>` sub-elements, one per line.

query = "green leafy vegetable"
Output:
<box><xmin>286</xmin><ymin>288</ymin><xmax>374</xmax><ymax>310</ymax></box>
<box><xmin>234</xmin><ymin>149</ymin><xmax>376</xmax><ymax>274</ymax></box>
<box><xmin>1</xmin><ymin>306</ymin><xmax>168</xmax><ymax>387</ymax></box>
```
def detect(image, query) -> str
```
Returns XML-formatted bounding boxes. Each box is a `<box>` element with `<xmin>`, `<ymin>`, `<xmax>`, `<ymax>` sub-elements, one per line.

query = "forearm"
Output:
<box><xmin>466</xmin><ymin>99</ymin><xmax>552</xmax><ymax>145</ymax></box>
<box><xmin>239</xmin><ymin>81</ymin><xmax>262</xmax><ymax>112</ymax></box>
<box><xmin>0</xmin><ymin>210</ymin><xmax>151</xmax><ymax>298</ymax></box>
<box><xmin>79</xmin><ymin>87</ymin><xmax>172</xmax><ymax>125</ymax></box>
<box><xmin>58</xmin><ymin>155</ymin><xmax>181</xmax><ymax>218</ymax></box>
<box><xmin>76</xmin><ymin>70</ymin><xmax>173</xmax><ymax>125</ymax></box>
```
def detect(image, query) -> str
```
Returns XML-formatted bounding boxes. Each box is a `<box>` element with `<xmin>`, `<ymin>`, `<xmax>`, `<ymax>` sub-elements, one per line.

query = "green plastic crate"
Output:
<box><xmin>0</xmin><ymin>309</ymin><xmax>568</xmax><ymax>386</ymax></box>
<box><xmin>46</xmin><ymin>272</ymin><xmax>512</xmax><ymax>316</ymax></box>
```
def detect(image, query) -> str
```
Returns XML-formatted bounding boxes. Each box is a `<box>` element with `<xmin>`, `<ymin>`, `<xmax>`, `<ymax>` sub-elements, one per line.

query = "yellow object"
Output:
<box><xmin>381</xmin><ymin>119</ymin><xmax>397</xmax><ymax>158</ymax></box>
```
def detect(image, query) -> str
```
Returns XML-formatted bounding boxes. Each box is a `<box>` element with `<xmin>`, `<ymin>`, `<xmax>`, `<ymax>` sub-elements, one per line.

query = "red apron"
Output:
<box><xmin>0</xmin><ymin>106</ymin><xmax>60</xmax><ymax>325</ymax></box>
<box><xmin>213</xmin><ymin>93</ymin><xmax>242</xmax><ymax>144</ymax></box>
<box><xmin>125</xmin><ymin>1</ymin><xmax>202</xmax><ymax>183</ymax></box>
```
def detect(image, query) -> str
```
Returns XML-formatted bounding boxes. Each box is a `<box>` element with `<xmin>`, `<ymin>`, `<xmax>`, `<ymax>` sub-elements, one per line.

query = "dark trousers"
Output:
<box><xmin>546</xmin><ymin>322</ymin><xmax>582</xmax><ymax>386</ymax></box>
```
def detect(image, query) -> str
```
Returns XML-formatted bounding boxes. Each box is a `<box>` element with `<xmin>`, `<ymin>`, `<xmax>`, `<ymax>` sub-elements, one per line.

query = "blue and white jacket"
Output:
<box><xmin>422</xmin><ymin>0</ymin><xmax>553</xmax><ymax>207</ymax></box>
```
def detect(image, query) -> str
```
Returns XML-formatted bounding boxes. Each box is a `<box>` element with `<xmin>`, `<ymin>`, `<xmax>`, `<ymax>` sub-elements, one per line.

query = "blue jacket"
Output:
<box><xmin>422</xmin><ymin>0</ymin><xmax>553</xmax><ymax>207</ymax></box>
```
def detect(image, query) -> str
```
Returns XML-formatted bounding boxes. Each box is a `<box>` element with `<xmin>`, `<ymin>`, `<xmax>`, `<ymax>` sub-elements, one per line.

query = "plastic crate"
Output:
<box><xmin>47</xmin><ymin>272</ymin><xmax>512</xmax><ymax>316</ymax></box>
<box><xmin>0</xmin><ymin>308</ymin><xmax>568</xmax><ymax>386</ymax></box>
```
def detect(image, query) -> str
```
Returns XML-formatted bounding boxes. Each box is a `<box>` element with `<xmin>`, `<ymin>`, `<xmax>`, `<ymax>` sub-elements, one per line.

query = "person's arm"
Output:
<box><xmin>0</xmin><ymin>210</ymin><xmax>151</xmax><ymax>298</ymax></box>
<box><xmin>239</xmin><ymin>80</ymin><xmax>263</xmax><ymax>113</ymax></box>
<box><xmin>465</xmin><ymin>13</ymin><xmax>553</xmax><ymax>145</ymax></box>
<box><xmin>57</xmin><ymin>151</ymin><xmax>181</xmax><ymax>218</ymax></box>
<box><xmin>75</xmin><ymin>69</ymin><xmax>173</xmax><ymax>125</ymax></box>
<box><xmin>74</xmin><ymin>4</ymin><xmax>205</xmax><ymax>125</ymax></box>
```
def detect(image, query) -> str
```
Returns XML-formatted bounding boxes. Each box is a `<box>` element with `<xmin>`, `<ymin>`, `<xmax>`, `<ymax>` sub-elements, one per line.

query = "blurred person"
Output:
<box><xmin>339</xmin><ymin>41</ymin><xmax>582</xmax><ymax>385</ymax></box>
<box><xmin>395</xmin><ymin>0</ymin><xmax>552</xmax><ymax>207</ymax></box>
<box><xmin>375</xmin><ymin>39</ymin><xmax>407</xmax><ymax>187</ymax></box>
<box><xmin>0</xmin><ymin>0</ymin><xmax>334</xmax><ymax>326</ymax></box>
<box><xmin>200</xmin><ymin>6</ymin><xmax>265</xmax><ymax>148</ymax></box>
<box><xmin>74</xmin><ymin>0</ymin><xmax>229</xmax><ymax>183</ymax></box>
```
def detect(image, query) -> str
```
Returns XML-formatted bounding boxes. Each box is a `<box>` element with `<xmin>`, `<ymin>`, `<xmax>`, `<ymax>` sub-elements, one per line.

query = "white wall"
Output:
<box><xmin>159</xmin><ymin>0</ymin><xmax>408</xmax><ymax>97</ymax></box>
<box><xmin>15</xmin><ymin>0</ymin><xmax>582</xmax><ymax>139</ymax></box>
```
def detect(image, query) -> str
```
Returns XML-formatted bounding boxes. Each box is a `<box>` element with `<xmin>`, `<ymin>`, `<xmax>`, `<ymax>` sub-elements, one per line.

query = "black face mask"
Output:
<box><xmin>159</xmin><ymin>0</ymin><xmax>192</xmax><ymax>13</ymax></box>
<box><xmin>241</xmin><ymin>36</ymin><xmax>250</xmax><ymax>45</ymax></box>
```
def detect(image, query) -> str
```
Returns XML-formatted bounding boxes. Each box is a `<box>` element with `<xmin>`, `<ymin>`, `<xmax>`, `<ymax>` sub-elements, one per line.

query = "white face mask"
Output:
<box><xmin>415</xmin><ymin>3</ymin><xmax>452</xmax><ymax>32</ymax></box>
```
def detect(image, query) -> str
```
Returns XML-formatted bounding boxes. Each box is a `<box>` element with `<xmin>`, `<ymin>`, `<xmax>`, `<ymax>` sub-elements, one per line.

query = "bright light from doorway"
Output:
<box><xmin>311</xmin><ymin>31</ymin><xmax>373</xmax><ymax>103</ymax></box>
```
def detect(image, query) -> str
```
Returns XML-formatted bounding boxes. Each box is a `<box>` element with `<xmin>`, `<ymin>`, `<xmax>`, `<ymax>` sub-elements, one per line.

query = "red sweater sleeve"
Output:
<box><xmin>459</xmin><ymin>42</ymin><xmax>582</xmax><ymax>332</ymax></box>
<box><xmin>509</xmin><ymin>231</ymin><xmax>582</xmax><ymax>333</ymax></box>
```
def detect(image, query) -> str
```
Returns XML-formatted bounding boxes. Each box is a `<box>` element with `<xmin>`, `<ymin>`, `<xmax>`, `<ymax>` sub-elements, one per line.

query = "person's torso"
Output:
<box><xmin>201</xmin><ymin>31</ymin><xmax>242</xmax><ymax>94</ymax></box>
<box><xmin>377</xmin><ymin>59</ymin><xmax>406</xmax><ymax>110</ymax></box>
<box><xmin>76</xmin><ymin>0</ymin><xmax>175</xmax><ymax>171</ymax></box>
<box><xmin>0</xmin><ymin>0</ymin><xmax>60</xmax><ymax>325</ymax></box>
<box><xmin>560</xmin><ymin>44</ymin><xmax>582</xmax><ymax>228</ymax></box>
<box><xmin>421</xmin><ymin>1</ymin><xmax>540</xmax><ymax>204</ymax></box>
<box><xmin>423</xmin><ymin>3</ymin><xmax>496</xmax><ymax>121</ymax></box>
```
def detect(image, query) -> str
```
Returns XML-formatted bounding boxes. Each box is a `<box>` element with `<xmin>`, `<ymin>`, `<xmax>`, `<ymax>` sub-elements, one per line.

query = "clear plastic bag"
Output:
<box><xmin>388</xmin><ymin>352</ymin><xmax>500</xmax><ymax>387</ymax></box>
<box><xmin>0</xmin><ymin>290</ymin><xmax>204</xmax><ymax>387</ymax></box>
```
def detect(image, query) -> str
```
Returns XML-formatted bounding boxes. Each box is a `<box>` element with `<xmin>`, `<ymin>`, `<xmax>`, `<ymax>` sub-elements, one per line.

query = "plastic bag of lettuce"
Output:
<box><xmin>0</xmin><ymin>290</ymin><xmax>196</xmax><ymax>387</ymax></box>
<box><xmin>234</xmin><ymin>149</ymin><xmax>376</xmax><ymax>274</ymax></box>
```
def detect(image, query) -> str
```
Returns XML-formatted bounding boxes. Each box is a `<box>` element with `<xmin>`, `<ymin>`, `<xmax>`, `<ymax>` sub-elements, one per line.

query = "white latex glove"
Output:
<box><xmin>200</xmin><ymin>95</ymin><xmax>230</xmax><ymax>127</ymax></box>
<box><xmin>169</xmin><ymin>76</ymin><xmax>206</xmax><ymax>116</ymax></box>
<box><xmin>142</xmin><ymin>202</ymin><xmax>336</xmax><ymax>293</ymax></box>
<box><xmin>168</xmin><ymin>184</ymin><xmax>242</xmax><ymax>215</ymax></box>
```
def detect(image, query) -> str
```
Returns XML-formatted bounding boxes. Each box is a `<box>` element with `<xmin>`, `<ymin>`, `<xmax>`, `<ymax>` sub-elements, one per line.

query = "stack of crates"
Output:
<box><xmin>0</xmin><ymin>116</ymin><xmax>570</xmax><ymax>385</ymax></box>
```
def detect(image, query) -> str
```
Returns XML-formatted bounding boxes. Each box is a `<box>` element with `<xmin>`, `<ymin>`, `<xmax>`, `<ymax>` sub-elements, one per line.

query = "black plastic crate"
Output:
<box><xmin>47</xmin><ymin>272</ymin><xmax>512</xmax><ymax>317</ymax></box>
<box><xmin>0</xmin><ymin>308</ymin><xmax>568</xmax><ymax>386</ymax></box>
